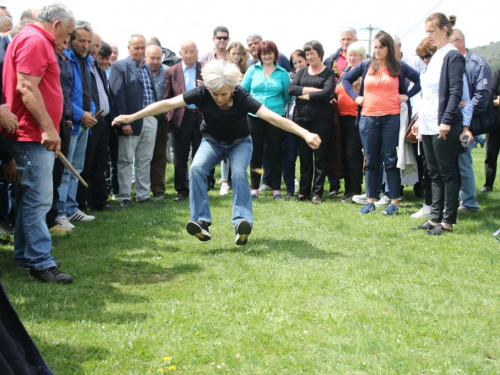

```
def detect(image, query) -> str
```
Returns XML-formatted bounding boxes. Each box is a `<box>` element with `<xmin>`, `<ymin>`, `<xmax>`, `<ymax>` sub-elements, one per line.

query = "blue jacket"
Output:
<box><xmin>241</xmin><ymin>62</ymin><xmax>291</xmax><ymax>116</ymax></box>
<box><xmin>464</xmin><ymin>49</ymin><xmax>497</xmax><ymax>135</ymax></box>
<box><xmin>64</xmin><ymin>48</ymin><xmax>95</xmax><ymax>135</ymax></box>
<box><xmin>342</xmin><ymin>59</ymin><xmax>421</xmax><ymax>122</ymax></box>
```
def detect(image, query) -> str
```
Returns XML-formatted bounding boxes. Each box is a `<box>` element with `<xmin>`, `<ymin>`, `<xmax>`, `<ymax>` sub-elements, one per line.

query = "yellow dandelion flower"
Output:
<box><xmin>163</xmin><ymin>356</ymin><xmax>171</xmax><ymax>361</ymax></box>
<box><xmin>158</xmin><ymin>369</ymin><xmax>165</xmax><ymax>373</ymax></box>
<box><xmin>168</xmin><ymin>366</ymin><xmax>176</xmax><ymax>370</ymax></box>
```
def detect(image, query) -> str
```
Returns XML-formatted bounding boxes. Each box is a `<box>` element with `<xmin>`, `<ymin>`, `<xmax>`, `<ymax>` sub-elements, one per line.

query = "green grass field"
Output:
<box><xmin>1</xmin><ymin>147</ymin><xmax>499</xmax><ymax>374</ymax></box>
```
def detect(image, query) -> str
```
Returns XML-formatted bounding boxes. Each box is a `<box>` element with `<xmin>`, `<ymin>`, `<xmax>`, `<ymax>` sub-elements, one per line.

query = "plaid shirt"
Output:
<box><xmin>135</xmin><ymin>60</ymin><xmax>154</xmax><ymax>108</ymax></box>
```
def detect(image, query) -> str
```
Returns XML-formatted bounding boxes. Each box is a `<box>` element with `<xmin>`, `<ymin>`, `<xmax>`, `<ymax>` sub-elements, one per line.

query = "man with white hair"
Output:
<box><xmin>1</xmin><ymin>3</ymin><xmax>75</xmax><ymax>283</ymax></box>
<box><xmin>324</xmin><ymin>27</ymin><xmax>358</xmax><ymax>74</ymax></box>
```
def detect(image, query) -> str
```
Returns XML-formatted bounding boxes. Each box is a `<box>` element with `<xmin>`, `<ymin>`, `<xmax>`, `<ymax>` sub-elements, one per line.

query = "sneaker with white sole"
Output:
<box><xmin>186</xmin><ymin>220</ymin><xmax>211</xmax><ymax>241</ymax></box>
<box><xmin>68</xmin><ymin>210</ymin><xmax>95</xmax><ymax>222</ymax></box>
<box><xmin>219</xmin><ymin>182</ymin><xmax>230</xmax><ymax>196</ymax></box>
<box><xmin>411</xmin><ymin>204</ymin><xmax>431</xmax><ymax>219</ymax></box>
<box><xmin>352</xmin><ymin>193</ymin><xmax>367</xmax><ymax>205</ymax></box>
<box><xmin>382</xmin><ymin>204</ymin><xmax>399</xmax><ymax>216</ymax></box>
<box><xmin>374</xmin><ymin>195</ymin><xmax>391</xmax><ymax>207</ymax></box>
<box><xmin>235</xmin><ymin>219</ymin><xmax>252</xmax><ymax>245</ymax></box>
<box><xmin>358</xmin><ymin>203</ymin><xmax>376</xmax><ymax>214</ymax></box>
<box><xmin>258</xmin><ymin>184</ymin><xmax>271</xmax><ymax>192</ymax></box>
<box><xmin>56</xmin><ymin>216</ymin><xmax>75</xmax><ymax>229</ymax></box>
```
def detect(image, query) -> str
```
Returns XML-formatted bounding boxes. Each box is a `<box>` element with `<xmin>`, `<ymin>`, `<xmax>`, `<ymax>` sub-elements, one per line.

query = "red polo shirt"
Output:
<box><xmin>2</xmin><ymin>24</ymin><xmax>62</xmax><ymax>142</ymax></box>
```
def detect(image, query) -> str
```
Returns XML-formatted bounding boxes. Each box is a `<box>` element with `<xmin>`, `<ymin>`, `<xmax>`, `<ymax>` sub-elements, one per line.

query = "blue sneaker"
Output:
<box><xmin>358</xmin><ymin>203</ymin><xmax>376</xmax><ymax>214</ymax></box>
<box><xmin>382</xmin><ymin>204</ymin><xmax>399</xmax><ymax>216</ymax></box>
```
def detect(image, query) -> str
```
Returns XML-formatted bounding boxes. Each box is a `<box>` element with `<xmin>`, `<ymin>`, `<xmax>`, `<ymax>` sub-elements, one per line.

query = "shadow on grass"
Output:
<box><xmin>201</xmin><ymin>239</ymin><xmax>345</xmax><ymax>259</ymax></box>
<box><xmin>35</xmin><ymin>338</ymin><xmax>109</xmax><ymax>375</ymax></box>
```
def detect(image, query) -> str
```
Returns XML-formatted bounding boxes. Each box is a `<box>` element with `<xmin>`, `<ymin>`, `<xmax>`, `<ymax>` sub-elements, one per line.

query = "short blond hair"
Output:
<box><xmin>202</xmin><ymin>60</ymin><xmax>240</xmax><ymax>91</ymax></box>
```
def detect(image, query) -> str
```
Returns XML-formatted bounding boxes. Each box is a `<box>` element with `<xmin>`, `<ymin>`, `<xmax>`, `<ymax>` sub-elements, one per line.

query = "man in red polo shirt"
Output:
<box><xmin>1</xmin><ymin>4</ymin><xmax>75</xmax><ymax>284</ymax></box>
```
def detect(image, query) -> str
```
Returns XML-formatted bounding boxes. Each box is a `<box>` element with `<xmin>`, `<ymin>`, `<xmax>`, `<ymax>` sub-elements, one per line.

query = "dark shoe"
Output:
<box><xmin>285</xmin><ymin>192</ymin><xmax>294</xmax><ymax>200</ymax></box>
<box><xmin>458</xmin><ymin>205</ymin><xmax>479</xmax><ymax>214</ymax></box>
<box><xmin>328</xmin><ymin>185</ymin><xmax>341</xmax><ymax>196</ymax></box>
<box><xmin>296</xmin><ymin>194</ymin><xmax>310</xmax><ymax>201</ymax></box>
<box><xmin>341</xmin><ymin>192</ymin><xmax>355</xmax><ymax>203</ymax></box>
<box><xmin>29</xmin><ymin>266</ymin><xmax>73</xmax><ymax>284</ymax></box>
<box><xmin>411</xmin><ymin>220</ymin><xmax>435</xmax><ymax>230</ymax></box>
<box><xmin>273</xmin><ymin>193</ymin><xmax>283</xmax><ymax>201</ymax></box>
<box><xmin>186</xmin><ymin>220</ymin><xmax>211</xmax><ymax>241</ymax></box>
<box><xmin>174</xmin><ymin>193</ymin><xmax>188</xmax><ymax>202</ymax></box>
<box><xmin>425</xmin><ymin>224</ymin><xmax>453</xmax><ymax>235</ymax></box>
<box><xmin>235</xmin><ymin>219</ymin><xmax>252</xmax><ymax>245</ymax></box>
<box><xmin>18</xmin><ymin>259</ymin><xmax>62</xmax><ymax>269</ymax></box>
<box><xmin>91</xmin><ymin>203</ymin><xmax>121</xmax><ymax>211</ymax></box>
<box><xmin>312</xmin><ymin>195</ymin><xmax>321</xmax><ymax>204</ymax></box>
<box><xmin>120</xmin><ymin>199</ymin><xmax>133</xmax><ymax>208</ymax></box>
<box><xmin>153</xmin><ymin>192</ymin><xmax>167</xmax><ymax>199</ymax></box>
<box><xmin>137</xmin><ymin>197</ymin><xmax>164</xmax><ymax>204</ymax></box>
<box><xmin>480</xmin><ymin>186</ymin><xmax>492</xmax><ymax>193</ymax></box>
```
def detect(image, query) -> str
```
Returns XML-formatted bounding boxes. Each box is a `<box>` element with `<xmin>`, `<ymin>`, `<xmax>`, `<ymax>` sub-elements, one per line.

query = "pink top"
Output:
<box><xmin>361</xmin><ymin>66</ymin><xmax>400</xmax><ymax>117</ymax></box>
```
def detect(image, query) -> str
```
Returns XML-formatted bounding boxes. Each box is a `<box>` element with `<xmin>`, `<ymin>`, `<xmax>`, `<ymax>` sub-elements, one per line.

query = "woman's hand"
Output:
<box><xmin>398</xmin><ymin>94</ymin><xmax>408</xmax><ymax>103</ymax></box>
<box><xmin>304</xmin><ymin>132</ymin><xmax>321</xmax><ymax>150</ymax></box>
<box><xmin>411</xmin><ymin>123</ymin><xmax>418</xmax><ymax>136</ymax></box>
<box><xmin>355</xmin><ymin>96</ymin><xmax>364</xmax><ymax>106</ymax></box>
<box><xmin>494</xmin><ymin>97</ymin><xmax>499</xmax><ymax>107</ymax></box>
<box><xmin>112</xmin><ymin>114</ymin><xmax>134</xmax><ymax>127</ymax></box>
<box><xmin>438</xmin><ymin>124</ymin><xmax>451</xmax><ymax>140</ymax></box>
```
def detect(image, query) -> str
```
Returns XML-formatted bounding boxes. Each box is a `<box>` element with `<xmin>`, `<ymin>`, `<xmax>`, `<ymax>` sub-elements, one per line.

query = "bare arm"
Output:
<box><xmin>0</xmin><ymin>104</ymin><xmax>18</xmax><ymax>133</ymax></box>
<box><xmin>255</xmin><ymin>105</ymin><xmax>321</xmax><ymax>149</ymax></box>
<box><xmin>17</xmin><ymin>72</ymin><xmax>60</xmax><ymax>156</ymax></box>
<box><xmin>112</xmin><ymin>94</ymin><xmax>187</xmax><ymax>127</ymax></box>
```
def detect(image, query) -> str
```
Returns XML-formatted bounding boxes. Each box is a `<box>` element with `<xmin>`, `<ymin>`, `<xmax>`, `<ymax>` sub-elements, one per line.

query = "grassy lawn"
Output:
<box><xmin>1</xmin><ymin>147</ymin><xmax>499</xmax><ymax>374</ymax></box>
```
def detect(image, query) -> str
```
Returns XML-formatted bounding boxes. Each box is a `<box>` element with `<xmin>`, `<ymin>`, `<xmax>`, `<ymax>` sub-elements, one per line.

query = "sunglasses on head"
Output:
<box><xmin>419</xmin><ymin>54</ymin><xmax>433</xmax><ymax>61</ymax></box>
<box><xmin>215</xmin><ymin>36</ymin><xmax>229</xmax><ymax>41</ymax></box>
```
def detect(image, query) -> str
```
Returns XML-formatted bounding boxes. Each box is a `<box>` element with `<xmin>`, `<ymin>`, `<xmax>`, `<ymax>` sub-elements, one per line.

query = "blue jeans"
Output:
<box><xmin>9</xmin><ymin>141</ymin><xmax>56</xmax><ymax>270</ymax></box>
<box><xmin>57</xmin><ymin>127</ymin><xmax>88</xmax><ymax>217</ymax></box>
<box><xmin>359</xmin><ymin>114</ymin><xmax>401</xmax><ymax>199</ymax></box>
<box><xmin>190</xmin><ymin>137</ymin><xmax>253</xmax><ymax>228</ymax></box>
<box><xmin>458</xmin><ymin>142</ymin><xmax>479</xmax><ymax>209</ymax></box>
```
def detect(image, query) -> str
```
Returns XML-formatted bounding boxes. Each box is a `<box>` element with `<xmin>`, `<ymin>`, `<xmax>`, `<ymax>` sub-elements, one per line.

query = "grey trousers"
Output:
<box><xmin>118</xmin><ymin>116</ymin><xmax>157</xmax><ymax>202</ymax></box>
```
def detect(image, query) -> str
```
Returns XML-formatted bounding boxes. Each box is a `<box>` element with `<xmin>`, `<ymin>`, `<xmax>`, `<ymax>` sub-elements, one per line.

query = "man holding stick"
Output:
<box><xmin>1</xmin><ymin>4</ymin><xmax>75</xmax><ymax>283</ymax></box>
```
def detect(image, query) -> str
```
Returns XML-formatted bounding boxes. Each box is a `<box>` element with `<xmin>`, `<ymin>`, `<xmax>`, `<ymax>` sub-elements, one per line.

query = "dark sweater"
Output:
<box><xmin>288</xmin><ymin>67</ymin><xmax>335</xmax><ymax>121</ymax></box>
<box><xmin>437</xmin><ymin>50</ymin><xmax>465</xmax><ymax>127</ymax></box>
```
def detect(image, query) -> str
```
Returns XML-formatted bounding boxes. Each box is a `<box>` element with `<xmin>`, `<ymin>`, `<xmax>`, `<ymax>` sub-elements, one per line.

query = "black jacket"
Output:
<box><xmin>438</xmin><ymin>50</ymin><xmax>465</xmax><ymax>127</ymax></box>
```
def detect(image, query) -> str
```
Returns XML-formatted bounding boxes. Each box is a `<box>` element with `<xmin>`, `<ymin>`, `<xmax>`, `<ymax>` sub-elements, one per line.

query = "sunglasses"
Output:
<box><xmin>215</xmin><ymin>36</ymin><xmax>229</xmax><ymax>41</ymax></box>
<box><xmin>419</xmin><ymin>54</ymin><xmax>433</xmax><ymax>61</ymax></box>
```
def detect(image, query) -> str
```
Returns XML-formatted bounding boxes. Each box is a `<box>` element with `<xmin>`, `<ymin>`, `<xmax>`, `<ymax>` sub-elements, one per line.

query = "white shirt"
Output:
<box><xmin>419</xmin><ymin>43</ymin><xmax>457</xmax><ymax>135</ymax></box>
<box><xmin>402</xmin><ymin>53</ymin><xmax>426</xmax><ymax>112</ymax></box>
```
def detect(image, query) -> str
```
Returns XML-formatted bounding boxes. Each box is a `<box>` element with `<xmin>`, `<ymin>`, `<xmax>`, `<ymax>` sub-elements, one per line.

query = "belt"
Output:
<box><xmin>185</xmin><ymin>108</ymin><xmax>199</xmax><ymax>113</ymax></box>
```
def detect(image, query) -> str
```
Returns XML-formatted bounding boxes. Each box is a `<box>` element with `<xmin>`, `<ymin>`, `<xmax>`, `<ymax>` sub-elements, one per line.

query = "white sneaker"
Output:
<box><xmin>258</xmin><ymin>184</ymin><xmax>271</xmax><ymax>192</ymax></box>
<box><xmin>294</xmin><ymin>179</ymin><xmax>299</xmax><ymax>193</ymax></box>
<box><xmin>352</xmin><ymin>193</ymin><xmax>367</xmax><ymax>205</ymax></box>
<box><xmin>411</xmin><ymin>204</ymin><xmax>431</xmax><ymax>219</ymax></box>
<box><xmin>56</xmin><ymin>216</ymin><xmax>75</xmax><ymax>229</ymax></box>
<box><xmin>68</xmin><ymin>210</ymin><xmax>95</xmax><ymax>222</ymax></box>
<box><xmin>374</xmin><ymin>195</ymin><xmax>391</xmax><ymax>207</ymax></box>
<box><xmin>219</xmin><ymin>182</ymin><xmax>229</xmax><ymax>196</ymax></box>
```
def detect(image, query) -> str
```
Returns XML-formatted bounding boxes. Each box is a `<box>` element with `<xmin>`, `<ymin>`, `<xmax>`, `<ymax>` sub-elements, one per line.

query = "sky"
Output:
<box><xmin>5</xmin><ymin>0</ymin><xmax>500</xmax><ymax>63</ymax></box>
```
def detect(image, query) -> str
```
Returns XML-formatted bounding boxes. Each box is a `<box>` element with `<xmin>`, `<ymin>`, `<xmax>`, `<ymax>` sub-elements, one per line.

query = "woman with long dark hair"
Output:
<box><xmin>342</xmin><ymin>31</ymin><xmax>420</xmax><ymax>215</ymax></box>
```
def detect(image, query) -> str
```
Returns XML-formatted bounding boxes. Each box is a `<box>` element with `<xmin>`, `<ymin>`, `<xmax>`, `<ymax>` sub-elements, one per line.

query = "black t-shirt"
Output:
<box><xmin>183</xmin><ymin>85</ymin><xmax>262</xmax><ymax>143</ymax></box>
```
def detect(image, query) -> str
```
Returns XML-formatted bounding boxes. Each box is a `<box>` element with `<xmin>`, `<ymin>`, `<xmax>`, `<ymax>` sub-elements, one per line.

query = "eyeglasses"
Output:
<box><xmin>215</xmin><ymin>36</ymin><xmax>229</xmax><ymax>41</ymax></box>
<box><xmin>450</xmin><ymin>38</ymin><xmax>461</xmax><ymax>43</ymax></box>
<box><xmin>419</xmin><ymin>54</ymin><xmax>433</xmax><ymax>61</ymax></box>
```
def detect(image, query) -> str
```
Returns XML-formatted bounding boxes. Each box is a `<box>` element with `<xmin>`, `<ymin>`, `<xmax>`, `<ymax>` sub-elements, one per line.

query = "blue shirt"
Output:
<box><xmin>182</xmin><ymin>61</ymin><xmax>197</xmax><ymax>109</ymax></box>
<box><xmin>134</xmin><ymin>60</ymin><xmax>154</xmax><ymax>108</ymax></box>
<box><xmin>241</xmin><ymin>62</ymin><xmax>291</xmax><ymax>117</ymax></box>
